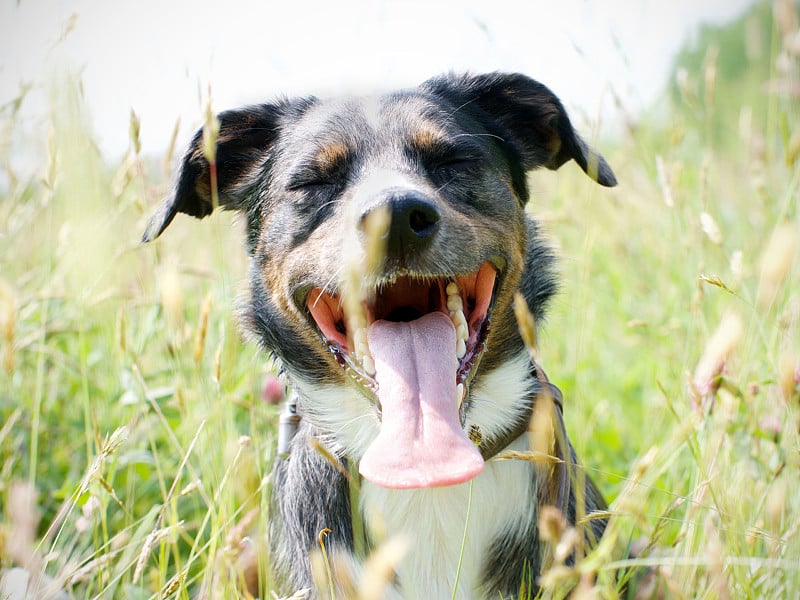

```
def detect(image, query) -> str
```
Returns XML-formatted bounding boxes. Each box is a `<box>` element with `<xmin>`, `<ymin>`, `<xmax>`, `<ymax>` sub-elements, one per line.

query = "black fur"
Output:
<box><xmin>269</xmin><ymin>424</ymin><xmax>354</xmax><ymax>593</ymax></box>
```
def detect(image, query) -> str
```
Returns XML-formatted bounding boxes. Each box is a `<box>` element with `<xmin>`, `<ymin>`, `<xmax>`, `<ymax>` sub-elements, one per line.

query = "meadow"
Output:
<box><xmin>1</xmin><ymin>3</ymin><xmax>799</xmax><ymax>598</ymax></box>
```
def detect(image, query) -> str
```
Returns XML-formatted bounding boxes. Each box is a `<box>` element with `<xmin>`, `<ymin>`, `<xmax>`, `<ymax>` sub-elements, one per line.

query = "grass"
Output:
<box><xmin>1</xmin><ymin>6</ymin><xmax>799</xmax><ymax>599</ymax></box>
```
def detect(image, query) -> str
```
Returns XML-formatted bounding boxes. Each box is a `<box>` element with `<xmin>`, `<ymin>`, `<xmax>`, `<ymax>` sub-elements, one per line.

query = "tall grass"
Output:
<box><xmin>1</xmin><ymin>76</ymin><xmax>273</xmax><ymax>598</ymax></box>
<box><xmin>1</xmin><ymin>4</ymin><xmax>799</xmax><ymax>598</ymax></box>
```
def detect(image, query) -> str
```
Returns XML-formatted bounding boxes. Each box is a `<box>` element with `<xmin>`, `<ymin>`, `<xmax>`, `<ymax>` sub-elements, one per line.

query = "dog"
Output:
<box><xmin>144</xmin><ymin>72</ymin><xmax>617</xmax><ymax>598</ymax></box>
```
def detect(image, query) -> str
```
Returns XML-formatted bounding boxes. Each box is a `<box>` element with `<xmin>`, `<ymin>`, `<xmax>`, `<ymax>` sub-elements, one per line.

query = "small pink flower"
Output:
<box><xmin>759</xmin><ymin>414</ymin><xmax>783</xmax><ymax>439</ymax></box>
<box><xmin>261</xmin><ymin>375</ymin><xmax>284</xmax><ymax>404</ymax></box>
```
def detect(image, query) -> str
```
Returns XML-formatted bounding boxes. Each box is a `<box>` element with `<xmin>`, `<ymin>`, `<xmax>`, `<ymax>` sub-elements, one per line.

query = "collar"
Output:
<box><xmin>474</xmin><ymin>359</ymin><xmax>563</xmax><ymax>461</ymax></box>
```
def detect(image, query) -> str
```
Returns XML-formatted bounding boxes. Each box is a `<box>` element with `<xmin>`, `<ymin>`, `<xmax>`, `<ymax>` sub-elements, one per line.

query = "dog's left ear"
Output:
<box><xmin>423</xmin><ymin>72</ymin><xmax>617</xmax><ymax>188</ymax></box>
<box><xmin>142</xmin><ymin>102</ymin><xmax>288</xmax><ymax>242</ymax></box>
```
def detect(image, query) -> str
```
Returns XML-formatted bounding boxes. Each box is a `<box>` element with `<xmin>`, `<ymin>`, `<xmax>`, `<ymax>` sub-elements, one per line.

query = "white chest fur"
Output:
<box><xmin>292</xmin><ymin>352</ymin><xmax>538</xmax><ymax>597</ymax></box>
<box><xmin>360</xmin><ymin>435</ymin><xmax>535</xmax><ymax>599</ymax></box>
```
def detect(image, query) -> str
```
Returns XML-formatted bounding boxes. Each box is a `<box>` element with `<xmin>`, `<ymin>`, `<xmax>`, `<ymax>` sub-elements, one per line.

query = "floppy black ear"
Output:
<box><xmin>423</xmin><ymin>72</ymin><xmax>617</xmax><ymax>189</ymax></box>
<box><xmin>142</xmin><ymin>103</ymin><xmax>287</xmax><ymax>242</ymax></box>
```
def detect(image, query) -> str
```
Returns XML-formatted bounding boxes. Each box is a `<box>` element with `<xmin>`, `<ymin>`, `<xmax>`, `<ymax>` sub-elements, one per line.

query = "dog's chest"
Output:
<box><xmin>360</xmin><ymin>436</ymin><xmax>535</xmax><ymax>599</ymax></box>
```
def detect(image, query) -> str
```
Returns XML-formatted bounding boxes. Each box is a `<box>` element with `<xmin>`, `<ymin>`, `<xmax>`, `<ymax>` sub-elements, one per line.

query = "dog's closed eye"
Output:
<box><xmin>286</xmin><ymin>174</ymin><xmax>341</xmax><ymax>191</ymax></box>
<box><xmin>432</xmin><ymin>153</ymin><xmax>483</xmax><ymax>175</ymax></box>
<box><xmin>287</xmin><ymin>142</ymin><xmax>353</xmax><ymax>191</ymax></box>
<box><xmin>410</xmin><ymin>140</ymin><xmax>485</xmax><ymax>180</ymax></box>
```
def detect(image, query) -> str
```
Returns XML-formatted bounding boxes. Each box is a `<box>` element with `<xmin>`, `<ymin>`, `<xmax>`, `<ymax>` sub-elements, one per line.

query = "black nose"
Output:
<box><xmin>360</xmin><ymin>192</ymin><xmax>440</xmax><ymax>260</ymax></box>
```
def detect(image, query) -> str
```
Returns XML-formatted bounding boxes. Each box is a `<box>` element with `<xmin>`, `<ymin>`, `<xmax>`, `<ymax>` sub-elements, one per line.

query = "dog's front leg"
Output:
<box><xmin>269</xmin><ymin>424</ymin><xmax>356</xmax><ymax>596</ymax></box>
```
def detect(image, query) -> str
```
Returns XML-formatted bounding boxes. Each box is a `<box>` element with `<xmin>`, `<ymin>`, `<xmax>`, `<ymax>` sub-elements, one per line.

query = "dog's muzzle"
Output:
<box><xmin>304</xmin><ymin>241</ymin><xmax>502</xmax><ymax>489</ymax></box>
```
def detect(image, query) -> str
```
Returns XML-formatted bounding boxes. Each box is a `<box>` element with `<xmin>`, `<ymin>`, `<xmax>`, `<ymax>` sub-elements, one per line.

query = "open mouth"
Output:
<box><xmin>302</xmin><ymin>260</ymin><xmax>500</xmax><ymax>489</ymax></box>
<box><xmin>305</xmin><ymin>260</ymin><xmax>498</xmax><ymax>396</ymax></box>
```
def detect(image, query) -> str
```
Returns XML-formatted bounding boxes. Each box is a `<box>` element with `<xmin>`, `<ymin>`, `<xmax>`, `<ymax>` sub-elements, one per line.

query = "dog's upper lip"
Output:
<box><xmin>294</xmin><ymin>255</ymin><xmax>507</xmax><ymax>310</ymax></box>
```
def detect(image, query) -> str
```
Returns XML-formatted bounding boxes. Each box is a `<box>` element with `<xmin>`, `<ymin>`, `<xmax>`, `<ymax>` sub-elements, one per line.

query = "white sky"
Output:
<box><xmin>1</xmin><ymin>0</ymin><xmax>754</xmax><ymax>159</ymax></box>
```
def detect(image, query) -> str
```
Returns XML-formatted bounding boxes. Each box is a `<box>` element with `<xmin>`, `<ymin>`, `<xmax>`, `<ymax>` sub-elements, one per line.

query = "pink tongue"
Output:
<box><xmin>359</xmin><ymin>311</ymin><xmax>484</xmax><ymax>489</ymax></box>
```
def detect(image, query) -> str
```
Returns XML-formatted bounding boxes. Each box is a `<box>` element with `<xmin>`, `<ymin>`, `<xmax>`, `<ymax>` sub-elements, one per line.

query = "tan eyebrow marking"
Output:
<box><xmin>313</xmin><ymin>142</ymin><xmax>350</xmax><ymax>171</ymax></box>
<box><xmin>410</xmin><ymin>126</ymin><xmax>447</xmax><ymax>153</ymax></box>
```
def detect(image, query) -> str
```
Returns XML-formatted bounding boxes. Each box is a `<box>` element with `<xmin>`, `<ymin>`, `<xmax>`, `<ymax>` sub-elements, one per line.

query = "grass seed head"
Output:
<box><xmin>774</xmin><ymin>0</ymin><xmax>799</xmax><ymax>40</ymax></box>
<box><xmin>729</xmin><ymin>250</ymin><xmax>743</xmax><ymax>285</ymax></box>
<box><xmin>570</xmin><ymin>575</ymin><xmax>601</xmax><ymax>600</ymax></box>
<box><xmin>128</xmin><ymin>108</ymin><xmax>141</xmax><ymax>155</ymax></box>
<box><xmin>362</xmin><ymin>205</ymin><xmax>390</xmax><ymax>276</ymax></box>
<box><xmin>213</xmin><ymin>343</ymin><xmax>222</xmax><ymax>382</ymax></box>
<box><xmin>757</xmin><ymin>224</ymin><xmax>798</xmax><ymax>308</ymax></box>
<box><xmin>359</xmin><ymin>536</ymin><xmax>409</xmax><ymax>600</ymax></box>
<box><xmin>115</xmin><ymin>305</ymin><xmax>126</xmax><ymax>354</ymax></box>
<box><xmin>7</xmin><ymin>482</ymin><xmax>40</xmax><ymax>567</ymax></box>
<box><xmin>158</xmin><ymin>264</ymin><xmax>184</xmax><ymax>327</ymax></box>
<box><xmin>201</xmin><ymin>91</ymin><xmax>220</xmax><ymax>165</ymax></box>
<box><xmin>779</xmin><ymin>351</ymin><xmax>800</xmax><ymax>401</ymax></box>
<box><xmin>66</xmin><ymin>552</ymin><xmax>117</xmax><ymax>586</ymax></box>
<box><xmin>133</xmin><ymin>521</ymin><xmax>184</xmax><ymax>583</ymax></box>
<box><xmin>703</xmin><ymin>515</ymin><xmax>730</xmax><ymax>600</ymax></box>
<box><xmin>44</xmin><ymin>125</ymin><xmax>58</xmax><ymax>191</ymax></box>
<box><xmin>766</xmin><ymin>478</ymin><xmax>788</xmax><ymax>533</ymax></box>
<box><xmin>692</xmin><ymin>310</ymin><xmax>744</xmax><ymax>401</ymax></box>
<box><xmin>163</xmin><ymin>116</ymin><xmax>181</xmax><ymax>178</ymax></box>
<box><xmin>537</xmin><ymin>564</ymin><xmax>578</xmax><ymax>592</ymax></box>
<box><xmin>539</xmin><ymin>505</ymin><xmax>568</xmax><ymax>543</ymax></box>
<box><xmin>655</xmin><ymin>155</ymin><xmax>675</xmax><ymax>208</ymax></box>
<box><xmin>103</xmin><ymin>426</ymin><xmax>129</xmax><ymax>456</ymax></box>
<box><xmin>223</xmin><ymin>507</ymin><xmax>259</xmax><ymax>553</ymax></box>
<box><xmin>80</xmin><ymin>495</ymin><xmax>101</xmax><ymax>519</ymax></box>
<box><xmin>528</xmin><ymin>390</ymin><xmax>555</xmax><ymax>458</ymax></box>
<box><xmin>194</xmin><ymin>293</ymin><xmax>212</xmax><ymax>364</ymax></box>
<box><xmin>631</xmin><ymin>446</ymin><xmax>658</xmax><ymax>483</ymax></box>
<box><xmin>700</xmin><ymin>211</ymin><xmax>722</xmax><ymax>245</ymax></box>
<box><xmin>179</xmin><ymin>479</ymin><xmax>202</xmax><ymax>497</ymax></box>
<box><xmin>513</xmin><ymin>291</ymin><xmax>538</xmax><ymax>359</ymax></box>
<box><xmin>341</xmin><ymin>205</ymin><xmax>388</xmax><ymax>355</ymax></box>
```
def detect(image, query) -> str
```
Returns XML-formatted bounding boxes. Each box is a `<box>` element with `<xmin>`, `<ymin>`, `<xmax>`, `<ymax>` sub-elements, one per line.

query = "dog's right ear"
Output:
<box><xmin>423</xmin><ymin>72</ymin><xmax>617</xmax><ymax>192</ymax></box>
<box><xmin>142</xmin><ymin>103</ymin><xmax>287</xmax><ymax>242</ymax></box>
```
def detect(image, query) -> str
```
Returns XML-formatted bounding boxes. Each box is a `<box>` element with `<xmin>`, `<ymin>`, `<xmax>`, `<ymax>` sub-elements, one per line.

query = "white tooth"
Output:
<box><xmin>456</xmin><ymin>383</ymin><xmax>465</xmax><ymax>407</ymax></box>
<box><xmin>361</xmin><ymin>354</ymin><xmax>376</xmax><ymax>376</ymax></box>
<box><xmin>354</xmin><ymin>327</ymin><xmax>368</xmax><ymax>346</ymax></box>
<box><xmin>450</xmin><ymin>306</ymin><xmax>468</xmax><ymax>340</ymax></box>
<box><xmin>447</xmin><ymin>281</ymin><xmax>468</xmax><ymax>359</ymax></box>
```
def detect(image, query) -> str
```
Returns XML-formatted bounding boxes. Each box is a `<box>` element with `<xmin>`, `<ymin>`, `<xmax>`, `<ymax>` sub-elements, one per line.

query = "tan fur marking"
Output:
<box><xmin>314</xmin><ymin>142</ymin><xmax>350</xmax><ymax>171</ymax></box>
<box><xmin>410</xmin><ymin>127</ymin><xmax>446</xmax><ymax>153</ymax></box>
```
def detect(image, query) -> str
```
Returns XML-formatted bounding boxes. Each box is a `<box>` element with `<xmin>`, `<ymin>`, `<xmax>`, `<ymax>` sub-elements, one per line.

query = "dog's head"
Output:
<box><xmin>145</xmin><ymin>72</ymin><xmax>615</xmax><ymax>489</ymax></box>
